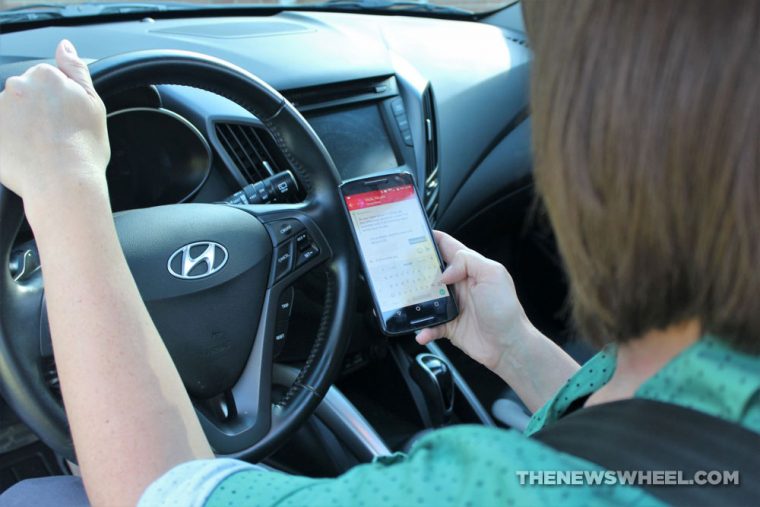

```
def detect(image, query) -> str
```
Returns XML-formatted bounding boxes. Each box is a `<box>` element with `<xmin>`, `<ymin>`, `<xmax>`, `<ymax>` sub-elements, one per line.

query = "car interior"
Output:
<box><xmin>0</xmin><ymin>0</ymin><xmax>597</xmax><ymax>489</ymax></box>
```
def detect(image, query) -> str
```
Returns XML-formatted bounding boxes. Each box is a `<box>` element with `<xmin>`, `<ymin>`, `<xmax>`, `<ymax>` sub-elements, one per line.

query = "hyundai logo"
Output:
<box><xmin>167</xmin><ymin>241</ymin><xmax>228</xmax><ymax>280</ymax></box>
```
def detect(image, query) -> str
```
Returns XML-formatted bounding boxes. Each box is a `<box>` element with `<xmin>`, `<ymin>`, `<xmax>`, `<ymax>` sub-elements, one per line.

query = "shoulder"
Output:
<box><xmin>526</xmin><ymin>346</ymin><xmax>617</xmax><ymax>434</ymax></box>
<box><xmin>408</xmin><ymin>424</ymin><xmax>593</xmax><ymax>469</ymax></box>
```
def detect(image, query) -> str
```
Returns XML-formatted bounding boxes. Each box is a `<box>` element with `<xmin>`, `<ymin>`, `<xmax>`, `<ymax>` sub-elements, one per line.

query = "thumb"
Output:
<box><xmin>55</xmin><ymin>40</ymin><xmax>96</xmax><ymax>97</ymax></box>
<box><xmin>415</xmin><ymin>325</ymin><xmax>447</xmax><ymax>345</ymax></box>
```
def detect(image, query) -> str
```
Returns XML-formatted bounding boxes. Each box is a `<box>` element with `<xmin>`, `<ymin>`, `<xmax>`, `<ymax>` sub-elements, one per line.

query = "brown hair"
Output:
<box><xmin>522</xmin><ymin>0</ymin><xmax>760</xmax><ymax>351</ymax></box>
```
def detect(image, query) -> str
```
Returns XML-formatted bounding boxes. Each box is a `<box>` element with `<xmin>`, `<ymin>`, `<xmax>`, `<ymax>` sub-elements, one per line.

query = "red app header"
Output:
<box><xmin>344</xmin><ymin>184</ymin><xmax>415</xmax><ymax>211</ymax></box>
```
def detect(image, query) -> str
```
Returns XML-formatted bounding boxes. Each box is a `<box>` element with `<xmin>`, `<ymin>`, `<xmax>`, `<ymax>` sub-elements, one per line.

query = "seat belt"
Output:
<box><xmin>531</xmin><ymin>398</ymin><xmax>760</xmax><ymax>506</ymax></box>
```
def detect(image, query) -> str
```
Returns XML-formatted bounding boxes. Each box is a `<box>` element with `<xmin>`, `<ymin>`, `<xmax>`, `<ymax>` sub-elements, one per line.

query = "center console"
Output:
<box><xmin>265</xmin><ymin>340</ymin><xmax>494</xmax><ymax>476</ymax></box>
<box><xmin>152</xmin><ymin>71</ymin><xmax>489</xmax><ymax>475</ymax></box>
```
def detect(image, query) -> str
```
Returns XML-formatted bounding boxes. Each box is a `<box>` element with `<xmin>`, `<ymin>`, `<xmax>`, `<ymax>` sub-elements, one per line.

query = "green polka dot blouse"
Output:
<box><xmin>205</xmin><ymin>336</ymin><xmax>760</xmax><ymax>506</ymax></box>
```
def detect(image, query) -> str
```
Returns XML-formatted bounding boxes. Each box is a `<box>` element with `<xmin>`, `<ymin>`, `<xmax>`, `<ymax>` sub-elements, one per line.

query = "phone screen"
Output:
<box><xmin>342</xmin><ymin>174</ymin><xmax>456</xmax><ymax>334</ymax></box>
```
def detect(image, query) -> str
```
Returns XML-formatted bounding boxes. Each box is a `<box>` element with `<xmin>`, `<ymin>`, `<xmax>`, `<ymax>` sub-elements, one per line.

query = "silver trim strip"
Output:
<box><xmin>425</xmin><ymin>341</ymin><xmax>496</xmax><ymax>427</ymax></box>
<box><xmin>273</xmin><ymin>364</ymin><xmax>390</xmax><ymax>460</ymax></box>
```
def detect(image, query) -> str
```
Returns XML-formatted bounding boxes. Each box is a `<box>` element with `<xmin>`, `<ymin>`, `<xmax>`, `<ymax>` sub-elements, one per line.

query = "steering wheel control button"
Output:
<box><xmin>276</xmin><ymin>287</ymin><xmax>295</xmax><ymax>321</ymax></box>
<box><xmin>273</xmin><ymin>319</ymin><xmax>290</xmax><ymax>357</ymax></box>
<box><xmin>296</xmin><ymin>244</ymin><xmax>320</xmax><ymax>267</ymax></box>
<box><xmin>295</xmin><ymin>231</ymin><xmax>310</xmax><ymax>251</ymax></box>
<box><xmin>266</xmin><ymin>219</ymin><xmax>304</xmax><ymax>245</ymax></box>
<box><xmin>292</xmin><ymin>229</ymin><xmax>320</xmax><ymax>267</ymax></box>
<box><xmin>279</xmin><ymin>222</ymin><xmax>294</xmax><ymax>236</ymax></box>
<box><xmin>273</xmin><ymin>241</ymin><xmax>294</xmax><ymax>282</ymax></box>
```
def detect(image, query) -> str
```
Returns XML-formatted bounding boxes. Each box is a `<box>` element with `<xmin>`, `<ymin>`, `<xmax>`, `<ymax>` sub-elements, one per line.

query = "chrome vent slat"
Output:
<box><xmin>217</xmin><ymin>125</ymin><xmax>261</xmax><ymax>181</ymax></box>
<box><xmin>240</xmin><ymin>125</ymin><xmax>278</xmax><ymax>176</ymax></box>
<box><xmin>425</xmin><ymin>186</ymin><xmax>440</xmax><ymax>213</ymax></box>
<box><xmin>216</xmin><ymin>125</ymin><xmax>257</xmax><ymax>183</ymax></box>
<box><xmin>425</xmin><ymin>168</ymin><xmax>439</xmax><ymax>188</ymax></box>
<box><xmin>427</xmin><ymin>202</ymin><xmax>439</xmax><ymax>222</ymax></box>
<box><xmin>232</xmin><ymin>124</ymin><xmax>268</xmax><ymax>181</ymax></box>
<box><xmin>214</xmin><ymin>121</ymin><xmax>289</xmax><ymax>186</ymax></box>
<box><xmin>233</xmin><ymin>125</ymin><xmax>270</xmax><ymax>180</ymax></box>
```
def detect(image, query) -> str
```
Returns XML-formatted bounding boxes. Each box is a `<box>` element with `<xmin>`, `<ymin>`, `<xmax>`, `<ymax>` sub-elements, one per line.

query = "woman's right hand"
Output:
<box><xmin>417</xmin><ymin>231</ymin><xmax>537</xmax><ymax>372</ymax></box>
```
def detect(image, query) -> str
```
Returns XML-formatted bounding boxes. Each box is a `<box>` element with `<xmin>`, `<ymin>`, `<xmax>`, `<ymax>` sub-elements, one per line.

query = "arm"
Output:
<box><xmin>0</xmin><ymin>41</ymin><xmax>212</xmax><ymax>506</ymax></box>
<box><xmin>491</xmin><ymin>325</ymin><xmax>581</xmax><ymax>414</ymax></box>
<box><xmin>416</xmin><ymin>231</ymin><xmax>579</xmax><ymax>413</ymax></box>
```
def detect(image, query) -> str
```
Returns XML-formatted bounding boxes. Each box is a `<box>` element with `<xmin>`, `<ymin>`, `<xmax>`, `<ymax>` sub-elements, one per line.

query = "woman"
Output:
<box><xmin>0</xmin><ymin>0</ymin><xmax>758</xmax><ymax>505</ymax></box>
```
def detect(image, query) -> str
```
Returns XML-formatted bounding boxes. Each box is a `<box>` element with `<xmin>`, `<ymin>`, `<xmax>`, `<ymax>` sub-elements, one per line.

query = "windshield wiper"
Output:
<box><xmin>0</xmin><ymin>0</ymin><xmax>473</xmax><ymax>26</ymax></box>
<box><xmin>0</xmin><ymin>2</ymin><xmax>202</xmax><ymax>25</ymax></box>
<box><xmin>0</xmin><ymin>4</ymin><xmax>65</xmax><ymax>24</ymax></box>
<box><xmin>319</xmin><ymin>0</ymin><xmax>473</xmax><ymax>16</ymax></box>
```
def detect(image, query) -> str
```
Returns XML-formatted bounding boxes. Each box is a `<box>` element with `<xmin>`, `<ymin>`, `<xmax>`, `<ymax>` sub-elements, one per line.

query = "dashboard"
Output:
<box><xmin>0</xmin><ymin>7</ymin><xmax>548</xmax><ymax>462</ymax></box>
<box><xmin>0</xmin><ymin>9</ymin><xmax>532</xmax><ymax>230</ymax></box>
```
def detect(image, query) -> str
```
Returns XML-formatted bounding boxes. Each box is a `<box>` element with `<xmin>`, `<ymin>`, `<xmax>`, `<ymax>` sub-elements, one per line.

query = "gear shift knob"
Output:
<box><xmin>410</xmin><ymin>353</ymin><xmax>455</xmax><ymax>427</ymax></box>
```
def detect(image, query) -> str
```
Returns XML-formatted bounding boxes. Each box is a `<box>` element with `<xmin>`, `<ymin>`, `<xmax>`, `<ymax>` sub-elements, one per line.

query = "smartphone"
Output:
<box><xmin>340</xmin><ymin>171</ymin><xmax>458</xmax><ymax>335</ymax></box>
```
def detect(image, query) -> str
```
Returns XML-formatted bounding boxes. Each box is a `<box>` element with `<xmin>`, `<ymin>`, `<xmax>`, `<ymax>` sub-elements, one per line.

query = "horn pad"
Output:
<box><xmin>114</xmin><ymin>203</ymin><xmax>271</xmax><ymax>398</ymax></box>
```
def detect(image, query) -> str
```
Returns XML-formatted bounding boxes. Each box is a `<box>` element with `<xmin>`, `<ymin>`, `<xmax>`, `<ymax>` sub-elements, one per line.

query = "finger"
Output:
<box><xmin>440</xmin><ymin>249</ymin><xmax>473</xmax><ymax>284</ymax></box>
<box><xmin>415</xmin><ymin>325</ymin><xmax>447</xmax><ymax>345</ymax></box>
<box><xmin>433</xmin><ymin>230</ymin><xmax>468</xmax><ymax>263</ymax></box>
<box><xmin>55</xmin><ymin>40</ymin><xmax>95</xmax><ymax>97</ymax></box>
<box><xmin>26</xmin><ymin>63</ymin><xmax>64</xmax><ymax>81</ymax></box>
<box><xmin>3</xmin><ymin>75</ymin><xmax>24</xmax><ymax>96</ymax></box>
<box><xmin>441</xmin><ymin>249</ymin><xmax>498</xmax><ymax>285</ymax></box>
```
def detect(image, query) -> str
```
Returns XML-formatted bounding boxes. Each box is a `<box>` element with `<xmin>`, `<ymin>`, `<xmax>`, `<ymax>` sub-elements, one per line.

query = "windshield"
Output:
<box><xmin>0</xmin><ymin>0</ymin><xmax>519</xmax><ymax>17</ymax></box>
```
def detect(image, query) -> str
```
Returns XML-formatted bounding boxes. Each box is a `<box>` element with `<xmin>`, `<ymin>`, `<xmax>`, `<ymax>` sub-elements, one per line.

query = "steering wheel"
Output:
<box><xmin>0</xmin><ymin>50</ymin><xmax>356</xmax><ymax>462</ymax></box>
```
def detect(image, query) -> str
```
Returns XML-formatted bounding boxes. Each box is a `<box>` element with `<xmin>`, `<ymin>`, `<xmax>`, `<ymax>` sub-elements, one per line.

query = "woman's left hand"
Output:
<box><xmin>0</xmin><ymin>39</ymin><xmax>110</xmax><ymax>214</ymax></box>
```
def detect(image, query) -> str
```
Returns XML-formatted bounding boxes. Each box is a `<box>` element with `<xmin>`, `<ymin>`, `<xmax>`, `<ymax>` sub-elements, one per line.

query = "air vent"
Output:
<box><xmin>214</xmin><ymin>122</ymin><xmax>288</xmax><ymax>185</ymax></box>
<box><xmin>422</xmin><ymin>86</ymin><xmax>440</xmax><ymax>225</ymax></box>
<box><xmin>284</xmin><ymin>76</ymin><xmax>397</xmax><ymax>112</ymax></box>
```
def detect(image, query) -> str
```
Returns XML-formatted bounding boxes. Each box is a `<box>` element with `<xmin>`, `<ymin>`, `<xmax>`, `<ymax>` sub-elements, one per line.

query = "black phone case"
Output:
<box><xmin>339</xmin><ymin>170</ymin><xmax>458</xmax><ymax>336</ymax></box>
